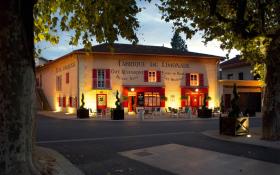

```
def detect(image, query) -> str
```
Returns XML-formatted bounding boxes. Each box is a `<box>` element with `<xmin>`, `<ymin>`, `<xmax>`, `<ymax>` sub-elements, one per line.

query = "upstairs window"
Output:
<box><xmin>148</xmin><ymin>71</ymin><xmax>156</xmax><ymax>82</ymax></box>
<box><xmin>97</xmin><ymin>69</ymin><xmax>105</xmax><ymax>88</ymax></box>
<box><xmin>238</xmin><ymin>72</ymin><xmax>244</xmax><ymax>80</ymax></box>
<box><xmin>227</xmin><ymin>73</ymin><xmax>233</xmax><ymax>80</ymax></box>
<box><xmin>190</xmin><ymin>73</ymin><xmax>199</xmax><ymax>86</ymax></box>
<box><xmin>66</xmin><ymin>72</ymin><xmax>69</xmax><ymax>84</ymax></box>
<box><xmin>56</xmin><ymin>75</ymin><xmax>62</xmax><ymax>91</ymax></box>
<box><xmin>93</xmin><ymin>69</ymin><xmax>110</xmax><ymax>89</ymax></box>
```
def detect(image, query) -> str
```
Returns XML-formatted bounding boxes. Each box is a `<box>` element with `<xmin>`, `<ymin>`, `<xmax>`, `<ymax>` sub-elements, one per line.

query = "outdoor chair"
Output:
<box><xmin>152</xmin><ymin>107</ymin><xmax>161</xmax><ymax>118</ymax></box>
<box><xmin>97</xmin><ymin>109</ymin><xmax>105</xmax><ymax>118</ymax></box>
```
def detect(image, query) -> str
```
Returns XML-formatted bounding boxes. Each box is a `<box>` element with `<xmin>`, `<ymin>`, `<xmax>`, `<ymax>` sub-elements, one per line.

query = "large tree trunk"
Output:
<box><xmin>262</xmin><ymin>37</ymin><xmax>280</xmax><ymax>140</ymax></box>
<box><xmin>0</xmin><ymin>1</ymin><xmax>39</xmax><ymax>175</ymax></box>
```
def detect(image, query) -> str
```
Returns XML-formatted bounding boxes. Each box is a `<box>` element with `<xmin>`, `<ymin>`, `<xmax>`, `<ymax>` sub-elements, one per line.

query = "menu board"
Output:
<box><xmin>137</xmin><ymin>92</ymin><xmax>144</xmax><ymax>107</ymax></box>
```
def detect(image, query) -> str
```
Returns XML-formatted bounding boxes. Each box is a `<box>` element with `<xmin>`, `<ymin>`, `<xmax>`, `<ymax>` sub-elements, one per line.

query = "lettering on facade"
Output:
<box><xmin>118</xmin><ymin>60</ymin><xmax>190</xmax><ymax>69</ymax></box>
<box><xmin>56</xmin><ymin>62</ymin><xmax>76</xmax><ymax>73</ymax></box>
<box><xmin>111</xmin><ymin>60</ymin><xmax>191</xmax><ymax>82</ymax></box>
<box><xmin>119</xmin><ymin>60</ymin><xmax>144</xmax><ymax>67</ymax></box>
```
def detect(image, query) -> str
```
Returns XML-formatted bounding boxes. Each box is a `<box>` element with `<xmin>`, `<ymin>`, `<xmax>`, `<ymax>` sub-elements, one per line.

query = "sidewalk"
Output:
<box><xmin>34</xmin><ymin>146</ymin><xmax>84</xmax><ymax>175</ymax></box>
<box><xmin>37</xmin><ymin>110</ymin><xmax>220</xmax><ymax>121</ymax></box>
<box><xmin>120</xmin><ymin>143</ymin><xmax>280</xmax><ymax>175</ymax></box>
<box><xmin>203</xmin><ymin>128</ymin><xmax>280</xmax><ymax>150</ymax></box>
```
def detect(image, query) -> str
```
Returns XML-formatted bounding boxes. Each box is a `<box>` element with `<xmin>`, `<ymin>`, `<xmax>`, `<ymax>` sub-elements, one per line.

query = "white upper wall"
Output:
<box><xmin>221</xmin><ymin>65</ymin><xmax>254</xmax><ymax>80</ymax></box>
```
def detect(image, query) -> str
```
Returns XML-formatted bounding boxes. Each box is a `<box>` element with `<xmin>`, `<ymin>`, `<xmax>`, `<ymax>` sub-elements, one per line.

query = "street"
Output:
<box><xmin>36</xmin><ymin>115</ymin><xmax>279</xmax><ymax>175</ymax></box>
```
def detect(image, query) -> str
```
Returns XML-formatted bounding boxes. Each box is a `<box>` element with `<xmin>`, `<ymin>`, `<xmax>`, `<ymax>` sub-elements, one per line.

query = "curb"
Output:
<box><xmin>202</xmin><ymin>129</ymin><xmax>280</xmax><ymax>150</ymax></box>
<box><xmin>34</xmin><ymin>146</ymin><xmax>84</xmax><ymax>175</ymax></box>
<box><xmin>37</xmin><ymin>111</ymin><xmax>223</xmax><ymax>122</ymax></box>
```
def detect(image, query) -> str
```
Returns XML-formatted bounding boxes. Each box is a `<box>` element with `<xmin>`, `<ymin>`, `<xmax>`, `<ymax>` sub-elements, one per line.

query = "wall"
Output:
<box><xmin>78</xmin><ymin>53</ymin><xmax>220</xmax><ymax>112</ymax></box>
<box><xmin>36</xmin><ymin>54</ymin><xmax>78</xmax><ymax>113</ymax></box>
<box><xmin>221</xmin><ymin>65</ymin><xmax>253</xmax><ymax>80</ymax></box>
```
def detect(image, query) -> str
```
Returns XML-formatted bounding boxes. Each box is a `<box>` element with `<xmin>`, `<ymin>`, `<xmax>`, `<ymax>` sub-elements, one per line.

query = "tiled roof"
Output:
<box><xmin>220</xmin><ymin>55</ymin><xmax>250</xmax><ymax>69</ymax></box>
<box><xmin>76</xmin><ymin>43</ymin><xmax>222</xmax><ymax>58</ymax></box>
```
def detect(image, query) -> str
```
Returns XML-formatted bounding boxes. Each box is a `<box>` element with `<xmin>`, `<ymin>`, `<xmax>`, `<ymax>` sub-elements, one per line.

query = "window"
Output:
<box><xmin>56</xmin><ymin>75</ymin><xmax>62</xmax><ymax>91</ymax></box>
<box><xmin>190</xmin><ymin>73</ymin><xmax>199</xmax><ymax>86</ymax></box>
<box><xmin>148</xmin><ymin>71</ymin><xmax>156</xmax><ymax>82</ymax></box>
<box><xmin>238</xmin><ymin>72</ymin><xmax>244</xmax><ymax>80</ymax></box>
<box><xmin>66</xmin><ymin>72</ymin><xmax>69</xmax><ymax>84</ymax></box>
<box><xmin>227</xmin><ymin>73</ymin><xmax>233</xmax><ymax>80</ymax></box>
<box><xmin>144</xmin><ymin>92</ymin><xmax>160</xmax><ymax>107</ymax></box>
<box><xmin>97</xmin><ymin>69</ymin><xmax>105</xmax><ymax>88</ymax></box>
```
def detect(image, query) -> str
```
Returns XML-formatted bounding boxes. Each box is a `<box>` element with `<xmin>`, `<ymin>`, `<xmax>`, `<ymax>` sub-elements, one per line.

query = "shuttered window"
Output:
<box><xmin>56</xmin><ymin>75</ymin><xmax>62</xmax><ymax>91</ymax></box>
<box><xmin>66</xmin><ymin>72</ymin><xmax>69</xmax><ymax>84</ymax></box>
<box><xmin>93</xmin><ymin>69</ymin><xmax>110</xmax><ymax>89</ymax></box>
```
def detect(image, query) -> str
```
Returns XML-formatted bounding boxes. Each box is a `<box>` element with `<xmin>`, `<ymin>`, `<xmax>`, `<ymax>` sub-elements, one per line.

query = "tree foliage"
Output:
<box><xmin>159</xmin><ymin>0</ymin><xmax>280</xmax><ymax>62</ymax></box>
<box><xmin>170</xmin><ymin>31</ymin><xmax>187</xmax><ymax>51</ymax></box>
<box><xmin>34</xmin><ymin>0</ymin><xmax>142</xmax><ymax>48</ymax></box>
<box><xmin>159</xmin><ymin>0</ymin><xmax>280</xmax><ymax>140</ymax></box>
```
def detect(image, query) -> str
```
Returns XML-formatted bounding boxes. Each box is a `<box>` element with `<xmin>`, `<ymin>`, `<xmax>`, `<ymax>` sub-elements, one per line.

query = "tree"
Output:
<box><xmin>0</xmin><ymin>0</ymin><xmax>141</xmax><ymax>174</ymax></box>
<box><xmin>159</xmin><ymin>0</ymin><xmax>280</xmax><ymax>140</ymax></box>
<box><xmin>170</xmin><ymin>31</ymin><xmax>188</xmax><ymax>51</ymax></box>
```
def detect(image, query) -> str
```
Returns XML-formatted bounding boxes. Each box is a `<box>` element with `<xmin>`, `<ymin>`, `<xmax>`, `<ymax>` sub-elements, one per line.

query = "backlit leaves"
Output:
<box><xmin>159</xmin><ymin>0</ymin><xmax>280</xmax><ymax>65</ymax></box>
<box><xmin>34</xmin><ymin>0</ymin><xmax>142</xmax><ymax>49</ymax></box>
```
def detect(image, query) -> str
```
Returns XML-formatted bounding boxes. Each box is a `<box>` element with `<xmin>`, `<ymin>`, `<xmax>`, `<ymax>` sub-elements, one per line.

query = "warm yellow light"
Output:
<box><xmin>246</xmin><ymin>134</ymin><xmax>252</xmax><ymax>138</ymax></box>
<box><xmin>195</xmin><ymin>88</ymin><xmax>199</xmax><ymax>92</ymax></box>
<box><xmin>208</xmin><ymin>101</ymin><xmax>215</xmax><ymax>109</ymax></box>
<box><xmin>131</xmin><ymin>88</ymin><xmax>135</xmax><ymax>92</ymax></box>
<box><xmin>67</xmin><ymin>107</ymin><xmax>75</xmax><ymax>114</ymax></box>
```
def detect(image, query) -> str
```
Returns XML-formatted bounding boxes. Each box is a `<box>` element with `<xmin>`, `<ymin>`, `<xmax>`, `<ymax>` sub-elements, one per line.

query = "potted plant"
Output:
<box><xmin>77</xmin><ymin>93</ymin><xmax>89</xmax><ymax>118</ymax></box>
<box><xmin>220</xmin><ymin>84</ymin><xmax>249</xmax><ymax>136</ymax></box>
<box><xmin>111</xmin><ymin>90</ymin><xmax>124</xmax><ymax>120</ymax></box>
<box><xmin>197</xmin><ymin>96</ymin><xmax>212</xmax><ymax>118</ymax></box>
<box><xmin>160</xmin><ymin>95</ymin><xmax>168</xmax><ymax>102</ymax></box>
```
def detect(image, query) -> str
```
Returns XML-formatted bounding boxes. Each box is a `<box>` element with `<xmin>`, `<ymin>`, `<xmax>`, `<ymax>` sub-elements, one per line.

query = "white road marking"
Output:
<box><xmin>37</xmin><ymin>131</ymin><xmax>195</xmax><ymax>144</ymax></box>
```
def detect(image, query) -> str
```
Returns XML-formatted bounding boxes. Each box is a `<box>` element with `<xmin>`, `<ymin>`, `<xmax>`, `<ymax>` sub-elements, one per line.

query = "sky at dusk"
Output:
<box><xmin>36</xmin><ymin>0</ymin><xmax>239</xmax><ymax>60</ymax></box>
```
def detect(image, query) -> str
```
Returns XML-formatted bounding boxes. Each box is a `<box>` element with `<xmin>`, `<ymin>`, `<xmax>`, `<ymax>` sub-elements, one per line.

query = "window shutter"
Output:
<box><xmin>105</xmin><ymin>69</ymin><xmax>110</xmax><ymax>88</ymax></box>
<box><xmin>66</xmin><ymin>72</ymin><xmax>69</xmax><ymax>84</ymax></box>
<box><xmin>156</xmin><ymin>71</ymin><xmax>161</xmax><ymax>82</ymax></box>
<box><xmin>69</xmin><ymin>97</ymin><xmax>72</xmax><ymax>107</ymax></box>
<box><xmin>144</xmin><ymin>70</ymin><xmax>148</xmax><ymax>82</ymax></box>
<box><xmin>199</xmin><ymin>73</ymin><xmax>204</xmax><ymax>86</ymax></box>
<box><xmin>92</xmin><ymin>69</ymin><xmax>97</xmax><ymax>89</ymax></box>
<box><xmin>63</xmin><ymin>97</ymin><xmax>66</xmax><ymax>107</ymax></box>
<box><xmin>186</xmin><ymin>73</ymin><xmax>190</xmax><ymax>86</ymax></box>
<box><xmin>57</xmin><ymin>97</ymin><xmax>60</xmax><ymax>107</ymax></box>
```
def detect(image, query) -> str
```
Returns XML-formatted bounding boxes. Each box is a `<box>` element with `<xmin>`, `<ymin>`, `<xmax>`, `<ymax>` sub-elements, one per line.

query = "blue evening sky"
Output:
<box><xmin>36</xmin><ymin>1</ymin><xmax>239</xmax><ymax>60</ymax></box>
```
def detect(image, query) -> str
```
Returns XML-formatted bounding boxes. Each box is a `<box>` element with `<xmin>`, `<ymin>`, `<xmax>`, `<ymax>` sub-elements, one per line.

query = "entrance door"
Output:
<box><xmin>191</xmin><ymin>94</ymin><xmax>199</xmax><ymax>107</ymax></box>
<box><xmin>128</xmin><ymin>96</ymin><xmax>136</xmax><ymax>112</ymax></box>
<box><xmin>97</xmin><ymin>94</ymin><xmax>107</xmax><ymax>110</ymax></box>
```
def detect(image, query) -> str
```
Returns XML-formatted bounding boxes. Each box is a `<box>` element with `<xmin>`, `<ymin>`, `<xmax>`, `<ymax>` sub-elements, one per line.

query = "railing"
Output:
<box><xmin>36</xmin><ymin>88</ymin><xmax>52</xmax><ymax>111</ymax></box>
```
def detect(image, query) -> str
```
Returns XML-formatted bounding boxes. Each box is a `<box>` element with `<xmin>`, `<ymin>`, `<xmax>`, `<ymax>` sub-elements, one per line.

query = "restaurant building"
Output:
<box><xmin>36</xmin><ymin>43</ymin><xmax>221</xmax><ymax>114</ymax></box>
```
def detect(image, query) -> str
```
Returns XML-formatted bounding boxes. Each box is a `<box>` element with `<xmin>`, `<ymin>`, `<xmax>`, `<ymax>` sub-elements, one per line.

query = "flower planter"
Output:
<box><xmin>197</xmin><ymin>109</ymin><xmax>212</xmax><ymax>118</ymax></box>
<box><xmin>77</xmin><ymin>108</ymin><xmax>89</xmax><ymax>119</ymax></box>
<box><xmin>111</xmin><ymin>109</ymin><xmax>124</xmax><ymax>120</ymax></box>
<box><xmin>219</xmin><ymin>116</ymin><xmax>249</xmax><ymax>136</ymax></box>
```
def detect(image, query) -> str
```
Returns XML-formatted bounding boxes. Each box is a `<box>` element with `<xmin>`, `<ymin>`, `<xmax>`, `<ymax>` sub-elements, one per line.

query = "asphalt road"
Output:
<box><xmin>36</xmin><ymin>115</ymin><xmax>280</xmax><ymax>175</ymax></box>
